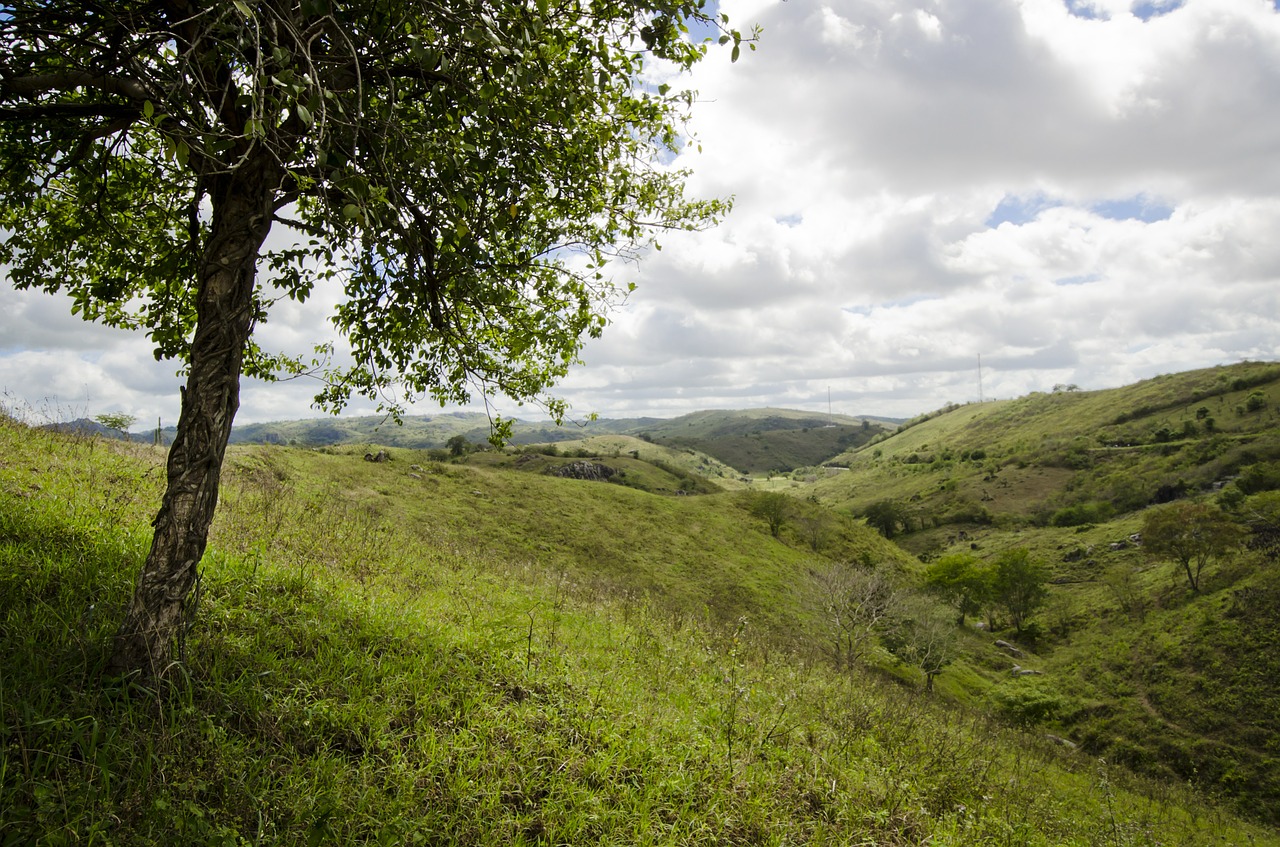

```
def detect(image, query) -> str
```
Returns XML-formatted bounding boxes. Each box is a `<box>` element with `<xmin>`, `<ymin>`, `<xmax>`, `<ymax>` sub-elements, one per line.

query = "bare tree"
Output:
<box><xmin>808</xmin><ymin>562</ymin><xmax>900</xmax><ymax>671</ymax></box>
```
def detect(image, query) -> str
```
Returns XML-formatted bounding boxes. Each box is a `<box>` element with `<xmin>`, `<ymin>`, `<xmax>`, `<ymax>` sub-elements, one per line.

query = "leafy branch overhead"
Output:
<box><xmin>0</xmin><ymin>0</ymin><xmax>754</xmax><ymax>418</ymax></box>
<box><xmin>0</xmin><ymin>0</ymin><xmax>753</xmax><ymax>675</ymax></box>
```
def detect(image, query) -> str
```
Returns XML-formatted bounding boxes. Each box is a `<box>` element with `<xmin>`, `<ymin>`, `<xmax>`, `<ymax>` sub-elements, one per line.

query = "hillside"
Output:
<box><xmin>3</xmin><ymin>410</ymin><xmax>1276</xmax><ymax>843</ymax></box>
<box><xmin>816</xmin><ymin>361</ymin><xmax>1280</xmax><ymax>529</ymax></box>
<box><xmin>805</xmin><ymin>361</ymin><xmax>1280</xmax><ymax>822</ymax></box>
<box><xmin>222</xmin><ymin>407</ymin><xmax>899</xmax><ymax>475</ymax></box>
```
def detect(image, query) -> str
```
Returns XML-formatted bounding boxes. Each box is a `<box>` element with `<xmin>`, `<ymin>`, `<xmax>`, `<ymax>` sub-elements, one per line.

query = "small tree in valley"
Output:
<box><xmin>750</xmin><ymin>491</ymin><xmax>792</xmax><ymax>539</ymax></box>
<box><xmin>923</xmin><ymin>552</ymin><xmax>990</xmax><ymax>626</ymax></box>
<box><xmin>1142</xmin><ymin>502</ymin><xmax>1243</xmax><ymax>592</ymax></box>
<box><xmin>991</xmin><ymin>548</ymin><xmax>1048</xmax><ymax>637</ymax></box>
<box><xmin>862</xmin><ymin>499</ymin><xmax>906</xmax><ymax>539</ymax></box>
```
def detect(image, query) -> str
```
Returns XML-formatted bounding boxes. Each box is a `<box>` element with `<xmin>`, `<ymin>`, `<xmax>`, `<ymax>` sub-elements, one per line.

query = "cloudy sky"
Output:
<box><xmin>4</xmin><ymin>0</ymin><xmax>1280</xmax><ymax>428</ymax></box>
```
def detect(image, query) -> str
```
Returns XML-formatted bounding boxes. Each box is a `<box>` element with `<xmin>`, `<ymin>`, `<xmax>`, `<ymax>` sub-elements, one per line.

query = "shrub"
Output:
<box><xmin>989</xmin><ymin>679</ymin><xmax>1076</xmax><ymax>726</ymax></box>
<box><xmin>1236</xmin><ymin>463</ymin><xmax>1280</xmax><ymax>495</ymax></box>
<box><xmin>1050</xmin><ymin>501</ymin><xmax>1115</xmax><ymax>527</ymax></box>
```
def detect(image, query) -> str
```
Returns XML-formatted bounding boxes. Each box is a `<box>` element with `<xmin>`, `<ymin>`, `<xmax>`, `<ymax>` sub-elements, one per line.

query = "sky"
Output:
<box><xmin>4</xmin><ymin>0</ymin><xmax>1280</xmax><ymax>429</ymax></box>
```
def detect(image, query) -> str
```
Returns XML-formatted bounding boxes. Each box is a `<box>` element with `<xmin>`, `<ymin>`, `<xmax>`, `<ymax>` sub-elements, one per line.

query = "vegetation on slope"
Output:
<box><xmin>3</xmin><ymin>414</ymin><xmax>1275</xmax><ymax>844</ymax></box>
<box><xmin>807</xmin><ymin>361</ymin><xmax>1280</xmax><ymax>825</ymax></box>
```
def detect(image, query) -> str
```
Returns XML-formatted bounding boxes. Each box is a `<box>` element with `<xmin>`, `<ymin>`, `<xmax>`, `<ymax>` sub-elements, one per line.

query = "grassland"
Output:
<box><xmin>805</xmin><ymin>361</ymin><xmax>1280</xmax><ymax>825</ymax></box>
<box><xmin>3</xmin><ymin>411</ymin><xmax>1277</xmax><ymax>844</ymax></box>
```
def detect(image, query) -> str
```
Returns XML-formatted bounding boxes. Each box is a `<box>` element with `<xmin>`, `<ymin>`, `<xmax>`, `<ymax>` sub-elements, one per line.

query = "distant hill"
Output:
<box><xmin>222</xmin><ymin>407</ymin><xmax>902</xmax><ymax>473</ymax></box>
<box><xmin>639</xmin><ymin>416</ymin><xmax>886</xmax><ymax>474</ymax></box>
<box><xmin>815</xmin><ymin>360</ymin><xmax>1280</xmax><ymax>529</ymax></box>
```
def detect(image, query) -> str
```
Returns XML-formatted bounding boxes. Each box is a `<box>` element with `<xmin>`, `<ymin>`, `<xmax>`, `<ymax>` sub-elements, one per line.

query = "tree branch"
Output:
<box><xmin>1</xmin><ymin>71</ymin><xmax>152</xmax><ymax>101</ymax></box>
<box><xmin>0</xmin><ymin>103</ymin><xmax>141</xmax><ymax>122</ymax></box>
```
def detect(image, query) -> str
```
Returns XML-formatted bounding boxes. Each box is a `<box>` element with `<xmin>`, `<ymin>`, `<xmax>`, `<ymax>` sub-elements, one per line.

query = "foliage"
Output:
<box><xmin>93</xmin><ymin>412</ymin><xmax>137</xmax><ymax>439</ymax></box>
<box><xmin>747</xmin><ymin>491</ymin><xmax>788</xmax><ymax>537</ymax></box>
<box><xmin>1141</xmin><ymin>502</ymin><xmax>1244</xmax><ymax>592</ymax></box>
<box><xmin>990</xmin><ymin>548</ymin><xmax>1049</xmax><ymax>636</ymax></box>
<box><xmin>1049</xmin><ymin>500</ymin><xmax>1115</xmax><ymax>527</ymax></box>
<box><xmin>922</xmin><ymin>553</ymin><xmax>990</xmax><ymax>625</ymax></box>
<box><xmin>861</xmin><ymin>499</ymin><xmax>906</xmax><ymax>539</ymax></box>
<box><xmin>0</xmin><ymin>0</ymin><xmax>751</xmax><ymax>673</ymax></box>
<box><xmin>0</xmin><ymin>0</ymin><xmax>744</xmax><ymax>417</ymax></box>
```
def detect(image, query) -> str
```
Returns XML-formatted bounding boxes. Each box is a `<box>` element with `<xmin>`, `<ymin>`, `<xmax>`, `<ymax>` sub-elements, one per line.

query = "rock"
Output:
<box><xmin>364</xmin><ymin>450</ymin><xmax>391</xmax><ymax>463</ymax></box>
<box><xmin>552</xmin><ymin>461</ymin><xmax>616</xmax><ymax>482</ymax></box>
<box><xmin>995</xmin><ymin>639</ymin><xmax>1025</xmax><ymax>657</ymax></box>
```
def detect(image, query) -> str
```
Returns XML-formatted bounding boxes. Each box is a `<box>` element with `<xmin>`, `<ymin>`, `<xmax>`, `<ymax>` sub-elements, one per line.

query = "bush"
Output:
<box><xmin>1236</xmin><ymin>463</ymin><xmax>1280</xmax><ymax>495</ymax></box>
<box><xmin>989</xmin><ymin>679</ymin><xmax>1076</xmax><ymax>726</ymax></box>
<box><xmin>1050</xmin><ymin>501</ymin><xmax>1115</xmax><ymax>527</ymax></box>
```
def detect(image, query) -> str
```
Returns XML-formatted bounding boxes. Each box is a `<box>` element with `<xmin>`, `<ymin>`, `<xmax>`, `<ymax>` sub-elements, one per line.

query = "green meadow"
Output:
<box><xmin>2</xmin><ymin>370</ymin><xmax>1278</xmax><ymax>844</ymax></box>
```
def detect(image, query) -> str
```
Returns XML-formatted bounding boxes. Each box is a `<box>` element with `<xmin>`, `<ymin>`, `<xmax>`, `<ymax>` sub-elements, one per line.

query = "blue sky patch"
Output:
<box><xmin>985</xmin><ymin>193</ymin><xmax>1063</xmax><ymax>227</ymax></box>
<box><xmin>1065</xmin><ymin>0</ymin><xmax>1104</xmax><ymax>20</ymax></box>
<box><xmin>1091</xmin><ymin>195</ymin><xmax>1173</xmax><ymax>222</ymax></box>
<box><xmin>1132</xmin><ymin>0</ymin><xmax>1185</xmax><ymax>20</ymax></box>
<box><xmin>1054</xmin><ymin>274</ymin><xmax>1103</xmax><ymax>287</ymax></box>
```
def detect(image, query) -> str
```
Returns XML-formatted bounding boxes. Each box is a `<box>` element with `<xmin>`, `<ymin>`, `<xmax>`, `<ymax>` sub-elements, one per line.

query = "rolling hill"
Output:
<box><xmin>3</xmin><ymin>363</ymin><xmax>1280</xmax><ymax>841</ymax></box>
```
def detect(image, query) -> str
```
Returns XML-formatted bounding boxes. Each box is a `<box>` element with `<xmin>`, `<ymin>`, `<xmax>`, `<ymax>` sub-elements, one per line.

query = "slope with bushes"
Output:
<box><xmin>3</xmin><ymin>413</ymin><xmax>1275</xmax><ymax>843</ymax></box>
<box><xmin>805</xmin><ymin>361</ymin><xmax>1280</xmax><ymax>825</ymax></box>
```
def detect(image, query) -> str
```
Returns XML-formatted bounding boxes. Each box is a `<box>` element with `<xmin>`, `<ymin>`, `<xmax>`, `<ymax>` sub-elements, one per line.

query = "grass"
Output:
<box><xmin>792</xmin><ymin>363</ymin><xmax>1280</xmax><ymax>826</ymax></box>
<box><xmin>1</xmin><ymin>414</ymin><xmax>1278</xmax><ymax>844</ymax></box>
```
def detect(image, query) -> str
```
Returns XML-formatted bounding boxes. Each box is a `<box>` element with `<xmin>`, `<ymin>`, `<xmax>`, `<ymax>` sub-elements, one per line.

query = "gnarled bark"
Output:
<box><xmin>108</xmin><ymin>156</ymin><xmax>278</xmax><ymax>677</ymax></box>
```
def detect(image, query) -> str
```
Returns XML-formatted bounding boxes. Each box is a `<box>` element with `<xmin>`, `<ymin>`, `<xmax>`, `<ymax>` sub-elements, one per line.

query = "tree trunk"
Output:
<box><xmin>108</xmin><ymin>157</ymin><xmax>278</xmax><ymax>677</ymax></box>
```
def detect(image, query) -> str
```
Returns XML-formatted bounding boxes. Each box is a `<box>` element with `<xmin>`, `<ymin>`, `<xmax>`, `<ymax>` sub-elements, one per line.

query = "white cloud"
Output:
<box><xmin>5</xmin><ymin>0</ymin><xmax>1280</xmax><ymax>426</ymax></box>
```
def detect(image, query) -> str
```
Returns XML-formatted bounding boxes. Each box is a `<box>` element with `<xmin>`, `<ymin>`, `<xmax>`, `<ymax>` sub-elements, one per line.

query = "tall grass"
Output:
<box><xmin>1</xmin><ymin>414</ymin><xmax>1275</xmax><ymax>845</ymax></box>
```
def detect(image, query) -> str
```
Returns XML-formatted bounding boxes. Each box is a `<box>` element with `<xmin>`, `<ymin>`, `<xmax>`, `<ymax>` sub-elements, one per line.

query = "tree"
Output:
<box><xmin>445</xmin><ymin>434</ymin><xmax>470</xmax><ymax>457</ymax></box>
<box><xmin>861</xmin><ymin>499</ymin><xmax>906</xmax><ymax>539</ymax></box>
<box><xmin>1142</xmin><ymin>502</ymin><xmax>1243</xmax><ymax>592</ymax></box>
<box><xmin>94</xmin><ymin>412</ymin><xmax>138</xmax><ymax>441</ymax></box>
<box><xmin>1</xmin><ymin>1</ymin><xmax>749</xmax><ymax>676</ymax></box>
<box><xmin>990</xmin><ymin>548</ymin><xmax>1048</xmax><ymax>637</ymax></box>
<box><xmin>922</xmin><ymin>552</ymin><xmax>990</xmax><ymax>626</ymax></box>
<box><xmin>750</xmin><ymin>491</ymin><xmax>791</xmax><ymax>539</ymax></box>
<box><xmin>880</xmin><ymin>597</ymin><xmax>958</xmax><ymax>692</ymax></box>
<box><xmin>808</xmin><ymin>562</ymin><xmax>900</xmax><ymax>671</ymax></box>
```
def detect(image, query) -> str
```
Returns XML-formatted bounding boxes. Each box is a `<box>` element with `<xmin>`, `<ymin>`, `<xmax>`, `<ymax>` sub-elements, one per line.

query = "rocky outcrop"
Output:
<box><xmin>552</xmin><ymin>461</ymin><xmax>616</xmax><ymax>481</ymax></box>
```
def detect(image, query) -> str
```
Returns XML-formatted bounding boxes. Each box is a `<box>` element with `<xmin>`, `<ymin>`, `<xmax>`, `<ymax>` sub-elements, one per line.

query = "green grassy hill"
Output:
<box><xmin>817</xmin><ymin>361</ymin><xmax>1280</xmax><ymax>531</ymax></box>
<box><xmin>804</xmin><ymin>361</ymin><xmax>1280</xmax><ymax>823</ymax></box>
<box><xmin>632</xmin><ymin>409</ymin><xmax>893</xmax><ymax>474</ymax></box>
<box><xmin>3</xmin><ymin>412</ymin><xmax>1276</xmax><ymax>844</ymax></box>
<box><xmin>226</xmin><ymin>407</ymin><xmax>899</xmax><ymax>474</ymax></box>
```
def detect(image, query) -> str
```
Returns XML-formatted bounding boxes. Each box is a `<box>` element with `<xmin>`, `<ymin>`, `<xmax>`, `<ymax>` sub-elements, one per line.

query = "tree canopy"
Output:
<box><xmin>1142</xmin><ymin>502</ymin><xmax>1243</xmax><ymax>592</ymax></box>
<box><xmin>0</xmin><ymin>0</ymin><xmax>749</xmax><ymax>674</ymax></box>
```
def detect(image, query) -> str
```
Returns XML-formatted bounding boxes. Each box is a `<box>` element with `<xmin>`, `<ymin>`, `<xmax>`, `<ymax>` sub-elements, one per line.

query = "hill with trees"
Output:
<box><xmin>3</xmin><ymin>363</ymin><xmax>1280</xmax><ymax>840</ymax></box>
<box><xmin>4</xmin><ymin>394</ymin><xmax>1280</xmax><ymax>842</ymax></box>
<box><xmin>806</xmin><ymin>361</ymin><xmax>1280</xmax><ymax>823</ymax></box>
